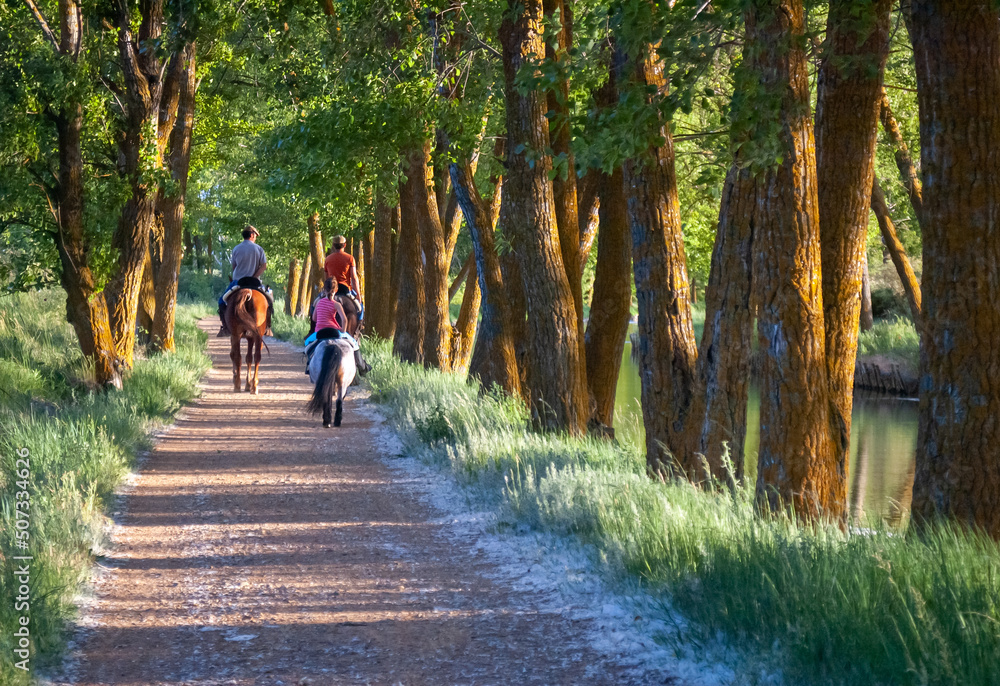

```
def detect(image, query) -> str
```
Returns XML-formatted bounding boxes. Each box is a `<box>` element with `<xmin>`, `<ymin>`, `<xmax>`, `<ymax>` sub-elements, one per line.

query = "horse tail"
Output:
<box><xmin>232</xmin><ymin>291</ymin><xmax>259</xmax><ymax>336</ymax></box>
<box><xmin>307</xmin><ymin>343</ymin><xmax>343</xmax><ymax>415</ymax></box>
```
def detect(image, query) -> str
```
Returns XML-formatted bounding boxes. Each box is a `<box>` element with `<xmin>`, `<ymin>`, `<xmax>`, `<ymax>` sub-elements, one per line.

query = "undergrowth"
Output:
<box><xmin>363</xmin><ymin>337</ymin><xmax>1000</xmax><ymax>686</ymax></box>
<box><xmin>0</xmin><ymin>291</ymin><xmax>210</xmax><ymax>683</ymax></box>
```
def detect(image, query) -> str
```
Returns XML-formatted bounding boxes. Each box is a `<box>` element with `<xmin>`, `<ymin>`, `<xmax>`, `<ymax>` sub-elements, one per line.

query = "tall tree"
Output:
<box><xmin>367</xmin><ymin>196</ymin><xmax>397</xmax><ymax>338</ymax></box>
<box><xmin>543</xmin><ymin>0</ymin><xmax>587</xmax><ymax>397</ymax></box>
<box><xmin>620</xmin><ymin>36</ymin><xmax>699</xmax><ymax>473</ymax></box>
<box><xmin>816</xmin><ymin>0</ymin><xmax>891</xmax><ymax>497</ymax></box>
<box><xmin>909</xmin><ymin>0</ymin><xmax>1000</xmax><ymax>538</ymax></box>
<box><xmin>500</xmin><ymin>0</ymin><xmax>588</xmax><ymax>434</ymax></box>
<box><xmin>407</xmin><ymin>143</ymin><xmax>453</xmax><ymax>370</ymax></box>
<box><xmin>104</xmin><ymin>0</ymin><xmax>166</xmax><ymax>368</ymax></box>
<box><xmin>689</xmin><ymin>164</ymin><xmax>757</xmax><ymax>484</ymax></box>
<box><xmin>451</xmin><ymin>159</ymin><xmax>521</xmax><ymax>398</ymax></box>
<box><xmin>151</xmin><ymin>42</ymin><xmax>197</xmax><ymax>353</ymax></box>
<box><xmin>815</xmin><ymin>0</ymin><xmax>892</xmax><ymax>476</ymax></box>
<box><xmin>748</xmin><ymin>0</ymin><xmax>840</xmax><ymax>519</ymax></box>
<box><xmin>584</xmin><ymin>167</ymin><xmax>631</xmax><ymax>432</ymax></box>
<box><xmin>393</xmin><ymin>172</ymin><xmax>426</xmax><ymax>364</ymax></box>
<box><xmin>18</xmin><ymin>0</ymin><xmax>122</xmax><ymax>387</ymax></box>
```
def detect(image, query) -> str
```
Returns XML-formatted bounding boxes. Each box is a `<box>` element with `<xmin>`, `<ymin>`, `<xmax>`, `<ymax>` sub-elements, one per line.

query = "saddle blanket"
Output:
<box><xmin>307</xmin><ymin>338</ymin><xmax>357</xmax><ymax>385</ymax></box>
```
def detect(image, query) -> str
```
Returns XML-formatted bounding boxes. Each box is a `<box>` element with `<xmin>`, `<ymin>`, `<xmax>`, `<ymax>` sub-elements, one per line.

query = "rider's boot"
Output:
<box><xmin>354</xmin><ymin>349</ymin><xmax>371</xmax><ymax>376</ymax></box>
<box><xmin>217</xmin><ymin>303</ymin><xmax>229</xmax><ymax>337</ymax></box>
<box><xmin>263</xmin><ymin>288</ymin><xmax>275</xmax><ymax>337</ymax></box>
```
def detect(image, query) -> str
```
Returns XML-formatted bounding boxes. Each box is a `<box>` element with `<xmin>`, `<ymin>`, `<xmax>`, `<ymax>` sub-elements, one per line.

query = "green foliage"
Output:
<box><xmin>366</xmin><ymin>337</ymin><xmax>1000</xmax><ymax>686</ymax></box>
<box><xmin>0</xmin><ymin>292</ymin><xmax>210</xmax><ymax>683</ymax></box>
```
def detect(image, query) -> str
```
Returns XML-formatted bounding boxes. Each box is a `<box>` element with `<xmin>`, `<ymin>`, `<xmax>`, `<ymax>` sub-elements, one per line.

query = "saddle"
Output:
<box><xmin>222</xmin><ymin>277</ymin><xmax>273</xmax><ymax>304</ymax></box>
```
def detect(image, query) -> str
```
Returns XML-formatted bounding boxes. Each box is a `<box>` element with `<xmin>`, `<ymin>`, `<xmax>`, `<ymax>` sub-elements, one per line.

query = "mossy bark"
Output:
<box><xmin>909</xmin><ymin>0</ymin><xmax>1000</xmax><ymax>538</ymax></box>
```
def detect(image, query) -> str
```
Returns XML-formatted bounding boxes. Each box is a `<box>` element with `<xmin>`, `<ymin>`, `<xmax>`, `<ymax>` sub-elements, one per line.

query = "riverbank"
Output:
<box><xmin>0</xmin><ymin>292</ymin><xmax>211</xmax><ymax>684</ymax></box>
<box><xmin>355</xmin><ymin>336</ymin><xmax>1000</xmax><ymax>685</ymax></box>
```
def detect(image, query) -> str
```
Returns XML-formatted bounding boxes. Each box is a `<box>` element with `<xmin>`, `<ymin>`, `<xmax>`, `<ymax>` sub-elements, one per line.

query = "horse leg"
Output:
<box><xmin>250</xmin><ymin>337</ymin><xmax>262</xmax><ymax>394</ymax></box>
<box><xmin>245</xmin><ymin>338</ymin><xmax>254</xmax><ymax>392</ymax></box>
<box><xmin>333</xmin><ymin>371</ymin><xmax>344</xmax><ymax>427</ymax></box>
<box><xmin>230</xmin><ymin>335</ymin><xmax>241</xmax><ymax>392</ymax></box>
<box><xmin>322</xmin><ymin>397</ymin><xmax>332</xmax><ymax>428</ymax></box>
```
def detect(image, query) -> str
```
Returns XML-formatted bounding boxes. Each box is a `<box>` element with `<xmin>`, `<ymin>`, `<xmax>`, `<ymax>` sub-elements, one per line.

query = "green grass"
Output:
<box><xmin>364</xmin><ymin>337</ymin><xmax>1000</xmax><ymax>686</ymax></box>
<box><xmin>271</xmin><ymin>298</ymin><xmax>311</xmax><ymax>343</ymax></box>
<box><xmin>0</xmin><ymin>291</ymin><xmax>210</xmax><ymax>683</ymax></box>
<box><xmin>858</xmin><ymin>317</ymin><xmax>920</xmax><ymax>370</ymax></box>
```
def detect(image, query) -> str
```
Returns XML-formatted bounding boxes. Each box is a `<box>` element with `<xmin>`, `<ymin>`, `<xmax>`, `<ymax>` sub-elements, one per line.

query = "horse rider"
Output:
<box><xmin>305</xmin><ymin>278</ymin><xmax>371</xmax><ymax>376</ymax></box>
<box><xmin>323</xmin><ymin>235</ymin><xmax>364</xmax><ymax>321</ymax></box>
<box><xmin>218</xmin><ymin>225</ymin><xmax>274</xmax><ymax>337</ymax></box>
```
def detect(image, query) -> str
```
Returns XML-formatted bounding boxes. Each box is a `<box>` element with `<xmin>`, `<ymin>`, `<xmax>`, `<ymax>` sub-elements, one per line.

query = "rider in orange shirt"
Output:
<box><xmin>323</xmin><ymin>235</ymin><xmax>363</xmax><ymax>320</ymax></box>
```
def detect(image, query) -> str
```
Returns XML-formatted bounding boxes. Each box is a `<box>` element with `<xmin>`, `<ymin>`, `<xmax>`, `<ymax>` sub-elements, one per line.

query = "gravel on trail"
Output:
<box><xmin>41</xmin><ymin>320</ymin><xmax>690</xmax><ymax>686</ymax></box>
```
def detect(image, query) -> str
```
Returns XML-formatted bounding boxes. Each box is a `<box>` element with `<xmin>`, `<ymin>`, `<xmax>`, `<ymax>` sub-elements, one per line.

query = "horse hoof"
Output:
<box><xmin>323</xmin><ymin>422</ymin><xmax>331</xmax><ymax>428</ymax></box>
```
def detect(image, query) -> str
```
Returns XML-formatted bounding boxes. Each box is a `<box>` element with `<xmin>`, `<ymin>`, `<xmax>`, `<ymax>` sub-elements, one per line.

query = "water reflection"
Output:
<box><xmin>613</xmin><ymin>333</ymin><xmax>918</xmax><ymax>523</ymax></box>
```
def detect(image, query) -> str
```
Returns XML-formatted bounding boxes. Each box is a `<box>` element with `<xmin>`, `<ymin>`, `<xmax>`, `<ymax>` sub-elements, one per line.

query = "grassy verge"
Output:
<box><xmin>0</xmin><ymin>292</ymin><xmax>211</xmax><ymax>683</ymax></box>
<box><xmin>857</xmin><ymin>317</ymin><xmax>920</xmax><ymax>371</ymax></box>
<box><xmin>363</xmin><ymin>337</ymin><xmax>1000</xmax><ymax>686</ymax></box>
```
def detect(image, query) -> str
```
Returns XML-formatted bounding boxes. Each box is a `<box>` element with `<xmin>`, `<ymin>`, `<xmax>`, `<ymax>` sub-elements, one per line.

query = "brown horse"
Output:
<box><xmin>334</xmin><ymin>292</ymin><xmax>363</xmax><ymax>338</ymax></box>
<box><xmin>226</xmin><ymin>289</ymin><xmax>270</xmax><ymax>394</ymax></box>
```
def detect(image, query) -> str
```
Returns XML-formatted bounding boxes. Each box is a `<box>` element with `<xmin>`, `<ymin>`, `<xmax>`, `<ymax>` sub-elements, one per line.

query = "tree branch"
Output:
<box><xmin>22</xmin><ymin>0</ymin><xmax>61</xmax><ymax>53</ymax></box>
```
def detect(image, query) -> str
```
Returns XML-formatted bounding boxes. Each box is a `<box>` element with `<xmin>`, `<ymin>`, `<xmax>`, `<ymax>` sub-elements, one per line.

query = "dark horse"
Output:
<box><xmin>226</xmin><ymin>289</ymin><xmax>269</xmax><ymax>394</ymax></box>
<box><xmin>306</xmin><ymin>337</ymin><xmax>357</xmax><ymax>427</ymax></box>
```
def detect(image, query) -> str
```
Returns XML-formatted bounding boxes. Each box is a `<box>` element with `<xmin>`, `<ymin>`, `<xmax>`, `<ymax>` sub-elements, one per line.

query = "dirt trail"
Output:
<box><xmin>43</xmin><ymin>320</ymin><xmax>676</xmax><ymax>686</ymax></box>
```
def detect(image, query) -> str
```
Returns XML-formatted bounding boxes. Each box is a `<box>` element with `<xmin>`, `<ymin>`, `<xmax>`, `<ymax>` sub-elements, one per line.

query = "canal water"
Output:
<box><xmin>612</xmin><ymin>332</ymin><xmax>919</xmax><ymax>524</ymax></box>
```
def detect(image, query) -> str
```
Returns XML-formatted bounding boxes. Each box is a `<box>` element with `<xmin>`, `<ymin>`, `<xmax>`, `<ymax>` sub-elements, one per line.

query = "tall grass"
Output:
<box><xmin>858</xmin><ymin>317</ymin><xmax>920</xmax><ymax>369</ymax></box>
<box><xmin>364</xmin><ymin>337</ymin><xmax>1000</xmax><ymax>686</ymax></box>
<box><xmin>0</xmin><ymin>291</ymin><xmax>210</xmax><ymax>683</ymax></box>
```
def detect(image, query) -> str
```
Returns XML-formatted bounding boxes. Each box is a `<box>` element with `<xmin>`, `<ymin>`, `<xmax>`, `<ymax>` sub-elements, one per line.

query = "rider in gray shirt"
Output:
<box><xmin>231</xmin><ymin>234</ymin><xmax>267</xmax><ymax>281</ymax></box>
<box><xmin>218</xmin><ymin>225</ymin><xmax>273</xmax><ymax>336</ymax></box>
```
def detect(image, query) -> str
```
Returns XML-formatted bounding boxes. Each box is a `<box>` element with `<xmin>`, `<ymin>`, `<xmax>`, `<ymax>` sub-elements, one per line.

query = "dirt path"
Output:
<box><xmin>43</xmin><ymin>321</ymin><xmax>680</xmax><ymax>686</ymax></box>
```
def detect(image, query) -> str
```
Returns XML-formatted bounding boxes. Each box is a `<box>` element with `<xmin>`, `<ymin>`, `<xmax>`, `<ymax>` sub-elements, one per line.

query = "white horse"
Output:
<box><xmin>306</xmin><ymin>338</ymin><xmax>357</xmax><ymax>427</ymax></box>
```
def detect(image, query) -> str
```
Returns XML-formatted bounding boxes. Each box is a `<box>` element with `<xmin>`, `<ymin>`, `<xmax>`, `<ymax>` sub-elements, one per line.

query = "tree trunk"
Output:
<box><xmin>451</xmin><ymin>161</ymin><xmax>521</xmax><ymax>398</ymax></box>
<box><xmin>859</xmin><ymin>253</ymin><xmax>874</xmax><ymax>332</ymax></box>
<box><xmin>206</xmin><ymin>219</ymin><xmax>214</xmax><ymax>274</ymax></box>
<box><xmin>878</xmin><ymin>89</ymin><xmax>923</xmax><ymax>225</ymax></box>
<box><xmin>361</xmin><ymin>229</ymin><xmax>373</xmax><ymax>302</ymax></box>
<box><xmin>296</xmin><ymin>252</ymin><xmax>313</xmax><ymax>318</ymax></box>
<box><xmin>870</xmin><ymin>177</ymin><xmax>921</xmax><ymax>322</ymax></box>
<box><xmin>54</xmin><ymin>99</ymin><xmax>122</xmax><ymax>388</ymax></box>
<box><xmin>407</xmin><ymin>143</ymin><xmax>452</xmax><ymax>370</ymax></box>
<box><xmin>815</xmin><ymin>0</ymin><xmax>891</xmax><ymax>479</ymax></box>
<box><xmin>690</xmin><ymin>165</ymin><xmax>758</xmax><ymax>485</ymax></box>
<box><xmin>749</xmin><ymin>0</ymin><xmax>840</xmax><ymax>520</ymax></box>
<box><xmin>368</xmin><ymin>197</ymin><xmax>397</xmax><ymax>339</ymax></box>
<box><xmin>451</xmin><ymin>259</ymin><xmax>480</xmax><ymax>372</ymax></box>
<box><xmin>393</xmin><ymin>170</ymin><xmax>426</xmax><ymax>364</ymax></box>
<box><xmin>621</xmin><ymin>42</ymin><xmax>699</xmax><ymax>474</ymax></box>
<box><xmin>909</xmin><ymin>0</ymin><xmax>1000</xmax><ymax>538</ymax></box>
<box><xmin>543</xmin><ymin>0</ymin><xmax>587</xmax><ymax>397</ymax></box>
<box><xmin>104</xmin><ymin>0</ymin><xmax>164</xmax><ymax>369</ymax></box>
<box><xmin>308</xmin><ymin>212</ymin><xmax>326</xmax><ymax>290</ymax></box>
<box><xmin>500</xmin><ymin>0</ymin><xmax>587</xmax><ymax>434</ymax></box>
<box><xmin>151</xmin><ymin>42</ymin><xmax>197</xmax><ymax>353</ymax></box>
<box><xmin>449</xmin><ymin>253</ymin><xmax>474</xmax><ymax>301</ymax></box>
<box><xmin>137</xmin><ymin>249</ymin><xmax>156</xmax><ymax>341</ymax></box>
<box><xmin>577</xmin><ymin>168</ymin><xmax>601</xmax><ymax>271</ymax></box>
<box><xmin>584</xmin><ymin>168</ymin><xmax>632</xmax><ymax>431</ymax></box>
<box><xmin>285</xmin><ymin>258</ymin><xmax>301</xmax><ymax>316</ymax></box>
